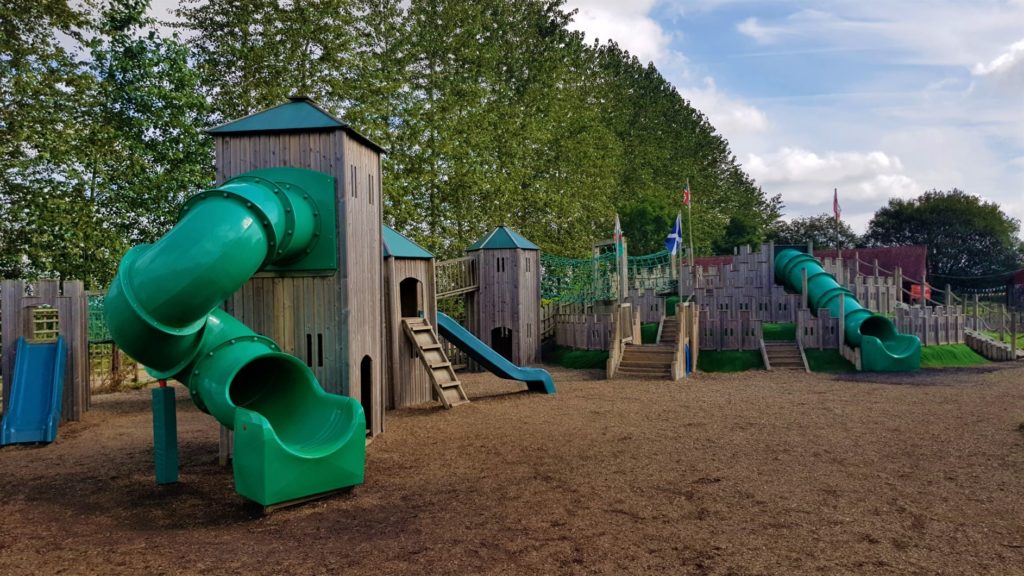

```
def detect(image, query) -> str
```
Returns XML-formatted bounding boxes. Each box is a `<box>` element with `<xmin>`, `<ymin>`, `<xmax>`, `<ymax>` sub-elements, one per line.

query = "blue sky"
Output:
<box><xmin>566</xmin><ymin>0</ymin><xmax>1024</xmax><ymax>233</ymax></box>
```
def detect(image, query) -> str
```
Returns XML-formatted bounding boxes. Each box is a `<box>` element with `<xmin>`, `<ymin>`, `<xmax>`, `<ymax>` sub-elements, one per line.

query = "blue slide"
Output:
<box><xmin>436</xmin><ymin>312</ymin><xmax>555</xmax><ymax>395</ymax></box>
<box><xmin>1</xmin><ymin>336</ymin><xmax>66</xmax><ymax>445</ymax></box>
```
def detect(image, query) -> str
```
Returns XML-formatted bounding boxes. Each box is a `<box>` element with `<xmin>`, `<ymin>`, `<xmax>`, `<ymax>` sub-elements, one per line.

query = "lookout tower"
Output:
<box><xmin>466</xmin><ymin>226</ymin><xmax>541</xmax><ymax>366</ymax></box>
<box><xmin>208</xmin><ymin>96</ymin><xmax>385</xmax><ymax>436</ymax></box>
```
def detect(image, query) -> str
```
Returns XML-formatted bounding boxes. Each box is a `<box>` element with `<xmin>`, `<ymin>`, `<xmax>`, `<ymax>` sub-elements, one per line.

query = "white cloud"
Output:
<box><xmin>683</xmin><ymin>77</ymin><xmax>768</xmax><ymax>134</ymax></box>
<box><xmin>563</xmin><ymin>0</ymin><xmax>672</xmax><ymax>63</ymax></box>
<box><xmin>736</xmin><ymin>17</ymin><xmax>784</xmax><ymax>44</ymax></box>
<box><xmin>745</xmin><ymin>147</ymin><xmax>920</xmax><ymax>230</ymax></box>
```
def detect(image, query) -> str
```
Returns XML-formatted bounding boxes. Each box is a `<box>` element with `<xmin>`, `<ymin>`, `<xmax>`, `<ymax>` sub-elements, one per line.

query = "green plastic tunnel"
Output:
<box><xmin>774</xmin><ymin>249</ymin><xmax>920</xmax><ymax>372</ymax></box>
<box><xmin>104</xmin><ymin>168</ymin><xmax>364</xmax><ymax>505</ymax></box>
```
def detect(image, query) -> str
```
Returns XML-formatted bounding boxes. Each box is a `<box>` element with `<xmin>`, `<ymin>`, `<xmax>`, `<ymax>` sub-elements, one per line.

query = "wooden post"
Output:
<box><xmin>838</xmin><ymin>295</ymin><xmax>845</xmax><ymax>351</ymax></box>
<box><xmin>895</xmin><ymin>266</ymin><xmax>903</xmax><ymax>304</ymax></box>
<box><xmin>873</xmin><ymin>258</ymin><xmax>879</xmax><ymax>277</ymax></box>
<box><xmin>1011</xmin><ymin>312</ymin><xmax>1018</xmax><ymax>358</ymax></box>
<box><xmin>945</xmin><ymin>284</ymin><xmax>952</xmax><ymax>307</ymax></box>
<box><xmin>973</xmin><ymin>293</ymin><xmax>979</xmax><ymax>332</ymax></box>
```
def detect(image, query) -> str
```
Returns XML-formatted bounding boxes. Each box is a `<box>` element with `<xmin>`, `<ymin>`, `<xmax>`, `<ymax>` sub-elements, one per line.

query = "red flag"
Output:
<box><xmin>833</xmin><ymin>188</ymin><xmax>840</xmax><ymax>222</ymax></box>
<box><xmin>683</xmin><ymin>181</ymin><xmax>691</xmax><ymax>207</ymax></box>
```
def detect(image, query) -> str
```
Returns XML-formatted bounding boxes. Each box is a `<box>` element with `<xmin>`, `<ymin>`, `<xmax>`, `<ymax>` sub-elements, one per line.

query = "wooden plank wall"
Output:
<box><xmin>383</xmin><ymin>257</ymin><xmax>437</xmax><ymax>409</ymax></box>
<box><xmin>796</xmin><ymin>308</ymin><xmax>840</xmax><ymax>350</ymax></box>
<box><xmin>215</xmin><ymin>129</ymin><xmax>384</xmax><ymax>436</ymax></box>
<box><xmin>697</xmin><ymin>309</ymin><xmax>762</xmax><ymax>351</ymax></box>
<box><xmin>629</xmin><ymin>288</ymin><xmax>664</xmax><ymax>322</ymax></box>
<box><xmin>1</xmin><ymin>279</ymin><xmax>89</xmax><ymax>421</ymax></box>
<box><xmin>555</xmin><ymin>313</ymin><xmax>613</xmax><ymax>351</ymax></box>
<box><xmin>895</xmin><ymin>305</ymin><xmax>965</xmax><ymax>346</ymax></box>
<box><xmin>342</xmin><ymin>133</ymin><xmax>384</xmax><ymax>434</ymax></box>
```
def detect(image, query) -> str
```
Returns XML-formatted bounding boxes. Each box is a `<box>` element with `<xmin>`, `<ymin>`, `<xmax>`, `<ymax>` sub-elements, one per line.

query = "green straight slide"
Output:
<box><xmin>775</xmin><ymin>249</ymin><xmax>920</xmax><ymax>372</ymax></box>
<box><xmin>105</xmin><ymin>168</ymin><xmax>364</xmax><ymax>506</ymax></box>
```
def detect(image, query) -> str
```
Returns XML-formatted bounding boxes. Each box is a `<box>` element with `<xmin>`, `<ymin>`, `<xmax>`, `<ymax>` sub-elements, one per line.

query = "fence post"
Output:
<box><xmin>973</xmin><ymin>293</ymin><xmax>979</xmax><ymax>331</ymax></box>
<box><xmin>1011</xmin><ymin>312</ymin><xmax>1018</xmax><ymax>358</ymax></box>
<box><xmin>945</xmin><ymin>284</ymin><xmax>952</xmax><ymax>306</ymax></box>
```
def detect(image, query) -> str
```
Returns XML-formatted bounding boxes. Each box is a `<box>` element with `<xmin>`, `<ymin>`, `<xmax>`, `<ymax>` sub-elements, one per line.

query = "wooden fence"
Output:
<box><xmin>796</xmin><ymin>308</ymin><xmax>841</xmax><ymax>350</ymax></box>
<box><xmin>436</xmin><ymin>256</ymin><xmax>478</xmax><ymax>299</ymax></box>
<box><xmin>894</xmin><ymin>305</ymin><xmax>965</xmax><ymax>346</ymax></box>
<box><xmin>698</xmin><ymin>309</ymin><xmax>762</xmax><ymax>351</ymax></box>
<box><xmin>1</xmin><ymin>279</ymin><xmax>89</xmax><ymax>420</ymax></box>
<box><xmin>554</xmin><ymin>313</ymin><xmax>614</xmax><ymax>351</ymax></box>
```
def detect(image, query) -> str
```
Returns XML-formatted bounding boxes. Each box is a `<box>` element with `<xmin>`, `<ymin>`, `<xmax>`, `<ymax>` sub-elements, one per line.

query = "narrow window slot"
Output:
<box><xmin>317</xmin><ymin>333</ymin><xmax>324</xmax><ymax>367</ymax></box>
<box><xmin>305</xmin><ymin>334</ymin><xmax>313</xmax><ymax>366</ymax></box>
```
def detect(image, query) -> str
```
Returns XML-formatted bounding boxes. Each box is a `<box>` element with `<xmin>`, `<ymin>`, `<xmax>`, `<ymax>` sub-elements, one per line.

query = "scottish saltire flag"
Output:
<box><xmin>665</xmin><ymin>213</ymin><xmax>683</xmax><ymax>256</ymax></box>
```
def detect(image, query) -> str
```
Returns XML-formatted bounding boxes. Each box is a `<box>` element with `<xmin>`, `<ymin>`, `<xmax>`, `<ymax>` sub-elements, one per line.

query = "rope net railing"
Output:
<box><xmin>540</xmin><ymin>249</ymin><xmax>675</xmax><ymax>304</ymax></box>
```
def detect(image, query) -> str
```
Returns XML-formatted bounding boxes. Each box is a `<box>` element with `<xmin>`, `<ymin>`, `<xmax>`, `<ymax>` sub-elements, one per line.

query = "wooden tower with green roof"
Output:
<box><xmin>209</xmin><ymin>96</ymin><xmax>386</xmax><ymax>436</ymax></box>
<box><xmin>466</xmin><ymin>226</ymin><xmax>542</xmax><ymax>366</ymax></box>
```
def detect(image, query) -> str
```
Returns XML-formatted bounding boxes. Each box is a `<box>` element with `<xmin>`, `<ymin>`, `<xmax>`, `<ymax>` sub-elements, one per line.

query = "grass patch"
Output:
<box><xmin>804</xmin><ymin>349</ymin><xmax>855</xmax><ymax>372</ymax></box>
<box><xmin>665</xmin><ymin>296</ymin><xmax>680</xmax><ymax>315</ymax></box>
<box><xmin>983</xmin><ymin>330</ymin><xmax>1024</xmax><ymax>348</ymax></box>
<box><xmin>697</xmin><ymin>350</ymin><xmax>763</xmax><ymax>372</ymax></box>
<box><xmin>547</xmin><ymin>347</ymin><xmax>609</xmax><ymax>370</ymax></box>
<box><xmin>920</xmin><ymin>344</ymin><xmax>989</xmax><ymax>369</ymax></box>
<box><xmin>641</xmin><ymin>322</ymin><xmax>659</xmax><ymax>344</ymax></box>
<box><xmin>763</xmin><ymin>322</ymin><xmax>796</xmax><ymax>342</ymax></box>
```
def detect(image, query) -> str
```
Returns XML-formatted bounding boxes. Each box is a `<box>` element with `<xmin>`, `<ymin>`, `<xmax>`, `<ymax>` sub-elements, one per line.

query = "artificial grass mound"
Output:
<box><xmin>641</xmin><ymin>322</ymin><xmax>659</xmax><ymax>344</ymax></box>
<box><xmin>665</xmin><ymin>295</ymin><xmax>680</xmax><ymax>315</ymax></box>
<box><xmin>548</xmin><ymin>346</ymin><xmax>608</xmax><ymax>370</ymax></box>
<box><xmin>698</xmin><ymin>350</ymin><xmax>763</xmax><ymax>372</ymax></box>
<box><xmin>920</xmin><ymin>344</ymin><xmax>989</xmax><ymax>369</ymax></box>
<box><xmin>763</xmin><ymin>322</ymin><xmax>796</xmax><ymax>342</ymax></box>
<box><xmin>804</xmin><ymin>349</ymin><xmax>854</xmax><ymax>372</ymax></box>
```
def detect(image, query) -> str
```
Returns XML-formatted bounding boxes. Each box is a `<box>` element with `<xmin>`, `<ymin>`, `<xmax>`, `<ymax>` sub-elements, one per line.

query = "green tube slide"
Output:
<box><xmin>775</xmin><ymin>249</ymin><xmax>920</xmax><ymax>372</ymax></box>
<box><xmin>105</xmin><ymin>167</ymin><xmax>364</xmax><ymax>506</ymax></box>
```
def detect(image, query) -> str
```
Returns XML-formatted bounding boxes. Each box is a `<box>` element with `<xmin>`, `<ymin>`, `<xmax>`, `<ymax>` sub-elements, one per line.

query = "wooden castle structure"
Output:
<box><xmin>210</xmin><ymin>96</ymin><xmax>386</xmax><ymax>435</ymax></box>
<box><xmin>464</xmin><ymin>227</ymin><xmax>542</xmax><ymax>366</ymax></box>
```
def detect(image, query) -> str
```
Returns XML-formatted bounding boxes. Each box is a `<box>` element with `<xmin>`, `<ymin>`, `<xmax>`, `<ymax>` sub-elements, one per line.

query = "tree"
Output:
<box><xmin>712</xmin><ymin>214</ymin><xmax>764</xmax><ymax>254</ymax></box>
<box><xmin>865</xmin><ymin>189</ymin><xmax>1023</xmax><ymax>277</ymax></box>
<box><xmin>768</xmin><ymin>213</ymin><xmax>861</xmax><ymax>250</ymax></box>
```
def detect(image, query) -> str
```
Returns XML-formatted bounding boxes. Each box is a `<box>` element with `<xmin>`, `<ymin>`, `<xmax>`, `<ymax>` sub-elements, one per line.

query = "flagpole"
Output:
<box><xmin>687</xmin><ymin>179</ymin><xmax>696</xmax><ymax>301</ymax></box>
<box><xmin>834</xmin><ymin>187</ymin><xmax>839</xmax><ymax>252</ymax></box>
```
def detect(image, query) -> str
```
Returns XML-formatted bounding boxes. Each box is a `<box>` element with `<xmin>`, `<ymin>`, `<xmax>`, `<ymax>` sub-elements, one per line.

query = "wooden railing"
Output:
<box><xmin>605</xmin><ymin>303</ymin><xmax>635</xmax><ymax>379</ymax></box>
<box><xmin>436</xmin><ymin>256</ymin><xmax>478</xmax><ymax>299</ymax></box>
<box><xmin>671</xmin><ymin>302</ymin><xmax>699</xmax><ymax>380</ymax></box>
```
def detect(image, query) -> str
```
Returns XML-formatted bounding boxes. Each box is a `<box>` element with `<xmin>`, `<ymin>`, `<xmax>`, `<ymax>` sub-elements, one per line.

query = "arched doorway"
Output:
<box><xmin>491</xmin><ymin>327</ymin><xmax>514</xmax><ymax>362</ymax></box>
<box><xmin>399</xmin><ymin>277</ymin><xmax>423</xmax><ymax>318</ymax></box>
<box><xmin>360</xmin><ymin>355</ymin><xmax>373</xmax><ymax>433</ymax></box>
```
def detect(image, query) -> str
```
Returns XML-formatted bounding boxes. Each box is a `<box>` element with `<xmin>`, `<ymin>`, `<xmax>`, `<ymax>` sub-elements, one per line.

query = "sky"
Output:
<box><xmin>564</xmin><ymin>0</ymin><xmax>1024</xmax><ymax>233</ymax></box>
<box><xmin>146</xmin><ymin>0</ymin><xmax>1024</xmax><ymax>234</ymax></box>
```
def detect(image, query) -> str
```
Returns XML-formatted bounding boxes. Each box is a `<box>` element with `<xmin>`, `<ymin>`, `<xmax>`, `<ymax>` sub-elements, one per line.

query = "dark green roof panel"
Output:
<box><xmin>208</xmin><ymin>97</ymin><xmax>384</xmax><ymax>152</ymax></box>
<box><xmin>382</xmin><ymin>225</ymin><xmax>433</xmax><ymax>259</ymax></box>
<box><xmin>466</xmin><ymin>226</ymin><xmax>540</xmax><ymax>251</ymax></box>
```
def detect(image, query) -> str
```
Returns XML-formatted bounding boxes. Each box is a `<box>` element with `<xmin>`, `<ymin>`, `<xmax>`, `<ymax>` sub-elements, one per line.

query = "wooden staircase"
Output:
<box><xmin>401</xmin><ymin>317</ymin><xmax>470</xmax><ymax>408</ymax></box>
<box><xmin>616</xmin><ymin>344</ymin><xmax>675</xmax><ymax>379</ymax></box>
<box><xmin>763</xmin><ymin>341</ymin><xmax>807</xmax><ymax>371</ymax></box>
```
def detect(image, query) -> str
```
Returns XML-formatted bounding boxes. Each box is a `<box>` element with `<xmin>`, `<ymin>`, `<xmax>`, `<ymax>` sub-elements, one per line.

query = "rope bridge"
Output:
<box><xmin>541</xmin><ymin>250</ymin><xmax>675</xmax><ymax>304</ymax></box>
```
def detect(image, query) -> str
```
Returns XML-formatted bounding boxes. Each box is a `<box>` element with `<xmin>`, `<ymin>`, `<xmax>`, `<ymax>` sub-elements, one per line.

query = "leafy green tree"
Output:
<box><xmin>768</xmin><ymin>213</ymin><xmax>862</xmax><ymax>250</ymax></box>
<box><xmin>865</xmin><ymin>189</ymin><xmax>1023</xmax><ymax>277</ymax></box>
<box><xmin>2</xmin><ymin>0</ymin><xmax>211</xmax><ymax>287</ymax></box>
<box><xmin>712</xmin><ymin>214</ymin><xmax>764</xmax><ymax>254</ymax></box>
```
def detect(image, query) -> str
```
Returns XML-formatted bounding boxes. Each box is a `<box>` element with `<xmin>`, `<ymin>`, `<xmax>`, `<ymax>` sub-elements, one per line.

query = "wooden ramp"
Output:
<box><xmin>402</xmin><ymin>317</ymin><xmax>470</xmax><ymax>408</ymax></box>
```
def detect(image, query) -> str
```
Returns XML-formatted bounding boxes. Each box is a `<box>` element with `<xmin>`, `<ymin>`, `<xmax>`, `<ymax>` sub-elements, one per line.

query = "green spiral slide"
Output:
<box><xmin>775</xmin><ymin>249</ymin><xmax>920</xmax><ymax>372</ymax></box>
<box><xmin>105</xmin><ymin>167</ymin><xmax>365</xmax><ymax>506</ymax></box>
